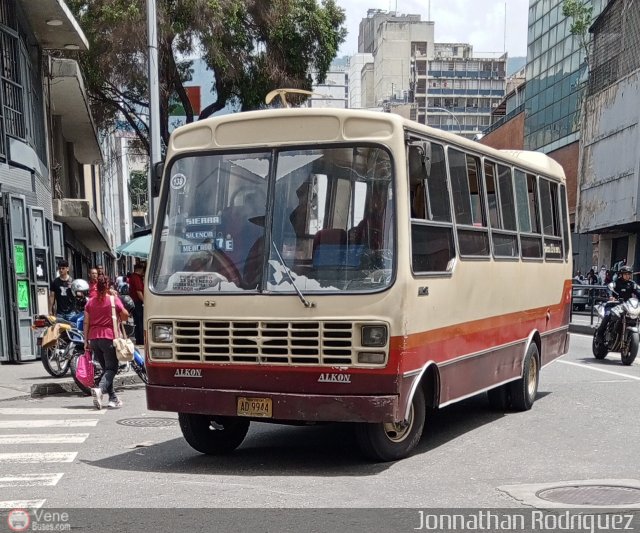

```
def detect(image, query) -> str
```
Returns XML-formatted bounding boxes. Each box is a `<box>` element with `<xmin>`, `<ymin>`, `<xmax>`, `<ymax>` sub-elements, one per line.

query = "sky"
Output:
<box><xmin>338</xmin><ymin>0</ymin><xmax>530</xmax><ymax>58</ymax></box>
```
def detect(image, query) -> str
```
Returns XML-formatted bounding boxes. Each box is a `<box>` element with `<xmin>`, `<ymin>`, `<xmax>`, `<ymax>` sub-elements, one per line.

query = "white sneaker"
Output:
<box><xmin>107</xmin><ymin>398</ymin><xmax>123</xmax><ymax>408</ymax></box>
<box><xmin>91</xmin><ymin>388</ymin><xmax>103</xmax><ymax>410</ymax></box>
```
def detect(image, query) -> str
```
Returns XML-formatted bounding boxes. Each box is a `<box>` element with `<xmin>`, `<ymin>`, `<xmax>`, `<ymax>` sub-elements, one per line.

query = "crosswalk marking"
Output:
<box><xmin>0</xmin><ymin>433</ymin><xmax>89</xmax><ymax>444</ymax></box>
<box><xmin>0</xmin><ymin>408</ymin><xmax>105</xmax><ymax>416</ymax></box>
<box><xmin>0</xmin><ymin>419</ymin><xmax>99</xmax><ymax>428</ymax></box>
<box><xmin>0</xmin><ymin>452</ymin><xmax>77</xmax><ymax>464</ymax></box>
<box><xmin>0</xmin><ymin>500</ymin><xmax>46</xmax><ymax>509</ymax></box>
<box><xmin>0</xmin><ymin>473</ymin><xmax>64</xmax><ymax>488</ymax></box>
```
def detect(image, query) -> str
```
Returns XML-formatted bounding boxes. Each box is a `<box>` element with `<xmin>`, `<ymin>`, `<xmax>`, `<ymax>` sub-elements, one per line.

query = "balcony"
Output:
<box><xmin>53</xmin><ymin>199</ymin><xmax>111</xmax><ymax>252</ymax></box>
<box><xmin>50</xmin><ymin>58</ymin><xmax>101</xmax><ymax>164</ymax></box>
<box><xmin>17</xmin><ymin>0</ymin><xmax>88</xmax><ymax>50</ymax></box>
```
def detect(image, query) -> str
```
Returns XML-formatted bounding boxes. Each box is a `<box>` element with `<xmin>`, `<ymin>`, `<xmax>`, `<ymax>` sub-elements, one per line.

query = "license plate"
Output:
<box><xmin>237</xmin><ymin>397</ymin><xmax>272</xmax><ymax>418</ymax></box>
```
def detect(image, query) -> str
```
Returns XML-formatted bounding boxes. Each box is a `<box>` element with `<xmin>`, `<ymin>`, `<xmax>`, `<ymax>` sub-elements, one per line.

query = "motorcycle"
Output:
<box><xmin>592</xmin><ymin>287</ymin><xmax>640</xmax><ymax>366</ymax></box>
<box><xmin>33</xmin><ymin>313</ymin><xmax>82</xmax><ymax>377</ymax></box>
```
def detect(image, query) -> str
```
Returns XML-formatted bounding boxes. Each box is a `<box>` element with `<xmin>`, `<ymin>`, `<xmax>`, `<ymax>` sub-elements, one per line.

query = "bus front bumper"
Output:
<box><xmin>146</xmin><ymin>385</ymin><xmax>399</xmax><ymax>423</ymax></box>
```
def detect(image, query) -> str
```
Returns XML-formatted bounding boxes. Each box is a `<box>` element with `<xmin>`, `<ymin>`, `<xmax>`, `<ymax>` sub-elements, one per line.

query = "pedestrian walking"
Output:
<box><xmin>128</xmin><ymin>263</ymin><xmax>145</xmax><ymax>346</ymax></box>
<box><xmin>83</xmin><ymin>275</ymin><xmax>129</xmax><ymax>410</ymax></box>
<box><xmin>48</xmin><ymin>260</ymin><xmax>75</xmax><ymax>320</ymax></box>
<box><xmin>88</xmin><ymin>267</ymin><xmax>98</xmax><ymax>299</ymax></box>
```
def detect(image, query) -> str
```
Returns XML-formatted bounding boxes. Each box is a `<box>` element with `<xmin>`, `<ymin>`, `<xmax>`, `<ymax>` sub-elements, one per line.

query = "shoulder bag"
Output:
<box><xmin>111</xmin><ymin>295</ymin><xmax>135</xmax><ymax>362</ymax></box>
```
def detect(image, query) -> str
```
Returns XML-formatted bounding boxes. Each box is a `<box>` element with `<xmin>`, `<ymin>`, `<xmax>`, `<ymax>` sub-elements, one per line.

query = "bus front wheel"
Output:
<box><xmin>355</xmin><ymin>387</ymin><xmax>426</xmax><ymax>462</ymax></box>
<box><xmin>178</xmin><ymin>413</ymin><xmax>250</xmax><ymax>455</ymax></box>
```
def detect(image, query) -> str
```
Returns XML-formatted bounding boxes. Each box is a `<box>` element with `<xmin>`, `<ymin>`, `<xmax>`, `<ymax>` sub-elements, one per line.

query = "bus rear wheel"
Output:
<box><xmin>178</xmin><ymin>413</ymin><xmax>250</xmax><ymax>455</ymax></box>
<box><xmin>355</xmin><ymin>387</ymin><xmax>425</xmax><ymax>462</ymax></box>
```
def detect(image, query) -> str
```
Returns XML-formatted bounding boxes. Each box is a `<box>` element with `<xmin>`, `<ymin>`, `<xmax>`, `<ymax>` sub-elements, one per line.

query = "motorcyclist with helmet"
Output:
<box><xmin>595</xmin><ymin>265</ymin><xmax>640</xmax><ymax>340</ymax></box>
<box><xmin>70</xmin><ymin>279</ymin><xmax>90</xmax><ymax>313</ymax></box>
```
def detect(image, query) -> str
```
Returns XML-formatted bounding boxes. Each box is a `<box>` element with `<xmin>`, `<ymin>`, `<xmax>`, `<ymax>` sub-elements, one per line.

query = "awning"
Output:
<box><xmin>50</xmin><ymin>58</ymin><xmax>102</xmax><ymax>164</ymax></box>
<box><xmin>17</xmin><ymin>0</ymin><xmax>88</xmax><ymax>50</ymax></box>
<box><xmin>53</xmin><ymin>199</ymin><xmax>112</xmax><ymax>252</ymax></box>
<box><xmin>115</xmin><ymin>234</ymin><xmax>151</xmax><ymax>259</ymax></box>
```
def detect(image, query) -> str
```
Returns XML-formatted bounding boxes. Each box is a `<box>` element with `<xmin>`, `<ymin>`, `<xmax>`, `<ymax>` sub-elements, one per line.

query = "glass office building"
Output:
<box><xmin>524</xmin><ymin>0</ymin><xmax>607</xmax><ymax>152</ymax></box>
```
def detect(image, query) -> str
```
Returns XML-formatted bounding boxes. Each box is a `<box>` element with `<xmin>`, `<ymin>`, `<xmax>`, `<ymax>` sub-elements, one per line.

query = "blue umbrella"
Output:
<box><xmin>115</xmin><ymin>234</ymin><xmax>151</xmax><ymax>259</ymax></box>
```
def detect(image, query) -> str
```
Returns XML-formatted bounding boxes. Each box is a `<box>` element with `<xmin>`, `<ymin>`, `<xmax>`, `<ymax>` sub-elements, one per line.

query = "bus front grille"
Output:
<box><xmin>172</xmin><ymin>320</ymin><xmax>354</xmax><ymax>365</ymax></box>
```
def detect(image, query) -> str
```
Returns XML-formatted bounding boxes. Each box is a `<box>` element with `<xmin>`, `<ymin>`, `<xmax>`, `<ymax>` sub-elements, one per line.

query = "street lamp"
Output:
<box><xmin>427</xmin><ymin>106</ymin><xmax>463</xmax><ymax>134</ymax></box>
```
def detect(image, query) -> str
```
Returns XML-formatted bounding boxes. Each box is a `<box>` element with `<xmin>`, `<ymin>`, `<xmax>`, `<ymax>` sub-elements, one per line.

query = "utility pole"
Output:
<box><xmin>147</xmin><ymin>0</ymin><xmax>161</xmax><ymax>226</ymax></box>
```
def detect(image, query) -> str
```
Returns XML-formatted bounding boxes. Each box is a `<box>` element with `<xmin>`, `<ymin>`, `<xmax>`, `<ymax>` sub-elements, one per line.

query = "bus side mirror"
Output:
<box><xmin>152</xmin><ymin>161</ymin><xmax>164</xmax><ymax>197</ymax></box>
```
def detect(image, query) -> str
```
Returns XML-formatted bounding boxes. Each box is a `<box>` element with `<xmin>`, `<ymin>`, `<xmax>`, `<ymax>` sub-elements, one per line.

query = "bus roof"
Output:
<box><xmin>169</xmin><ymin>108</ymin><xmax>566</xmax><ymax>181</ymax></box>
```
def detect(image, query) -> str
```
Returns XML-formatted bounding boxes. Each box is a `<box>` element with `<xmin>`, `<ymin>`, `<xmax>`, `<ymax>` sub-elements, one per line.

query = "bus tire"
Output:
<box><xmin>509</xmin><ymin>343</ymin><xmax>539</xmax><ymax>412</ymax></box>
<box><xmin>355</xmin><ymin>386</ymin><xmax>425</xmax><ymax>462</ymax></box>
<box><xmin>178</xmin><ymin>413</ymin><xmax>250</xmax><ymax>455</ymax></box>
<box><xmin>487</xmin><ymin>384</ymin><xmax>511</xmax><ymax>411</ymax></box>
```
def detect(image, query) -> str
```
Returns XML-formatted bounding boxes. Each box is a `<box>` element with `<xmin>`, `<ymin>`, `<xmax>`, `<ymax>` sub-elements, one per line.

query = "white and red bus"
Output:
<box><xmin>145</xmin><ymin>108</ymin><xmax>572</xmax><ymax>461</ymax></box>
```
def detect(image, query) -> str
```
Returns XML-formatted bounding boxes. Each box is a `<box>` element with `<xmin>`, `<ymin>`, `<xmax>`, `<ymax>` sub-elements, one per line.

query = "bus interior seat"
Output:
<box><xmin>312</xmin><ymin>229</ymin><xmax>347</xmax><ymax>268</ymax></box>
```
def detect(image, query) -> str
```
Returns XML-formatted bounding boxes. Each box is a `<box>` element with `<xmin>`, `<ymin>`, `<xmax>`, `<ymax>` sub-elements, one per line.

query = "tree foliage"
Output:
<box><xmin>129</xmin><ymin>170</ymin><xmax>148</xmax><ymax>211</ymax></box>
<box><xmin>562</xmin><ymin>0</ymin><xmax>594</xmax><ymax>63</ymax></box>
<box><xmin>65</xmin><ymin>0</ymin><xmax>346</xmax><ymax>154</ymax></box>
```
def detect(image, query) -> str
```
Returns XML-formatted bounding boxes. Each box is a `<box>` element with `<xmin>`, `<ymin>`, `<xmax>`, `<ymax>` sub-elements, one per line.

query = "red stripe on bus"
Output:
<box><xmin>390</xmin><ymin>279</ymin><xmax>572</xmax><ymax>370</ymax></box>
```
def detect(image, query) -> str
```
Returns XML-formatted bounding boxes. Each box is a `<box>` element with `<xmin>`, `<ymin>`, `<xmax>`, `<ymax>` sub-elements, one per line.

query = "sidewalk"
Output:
<box><xmin>0</xmin><ymin>359</ymin><xmax>143</xmax><ymax>402</ymax></box>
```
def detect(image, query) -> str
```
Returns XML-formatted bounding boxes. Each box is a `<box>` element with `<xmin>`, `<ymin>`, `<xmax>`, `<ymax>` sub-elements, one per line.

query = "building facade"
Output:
<box><xmin>481</xmin><ymin>0</ymin><xmax>608</xmax><ymax>274</ymax></box>
<box><xmin>307</xmin><ymin>64</ymin><xmax>348</xmax><ymax>109</ymax></box>
<box><xmin>416</xmin><ymin>44</ymin><xmax>507</xmax><ymax>137</ymax></box>
<box><xmin>347</xmin><ymin>53</ymin><xmax>373</xmax><ymax>109</ymax></box>
<box><xmin>577</xmin><ymin>0</ymin><xmax>640</xmax><ymax>272</ymax></box>
<box><xmin>0</xmin><ymin>0</ymin><xmax>125</xmax><ymax>361</ymax></box>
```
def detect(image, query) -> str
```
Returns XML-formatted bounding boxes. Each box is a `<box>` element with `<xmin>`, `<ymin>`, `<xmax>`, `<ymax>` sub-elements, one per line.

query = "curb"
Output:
<box><xmin>30</xmin><ymin>372</ymin><xmax>143</xmax><ymax>398</ymax></box>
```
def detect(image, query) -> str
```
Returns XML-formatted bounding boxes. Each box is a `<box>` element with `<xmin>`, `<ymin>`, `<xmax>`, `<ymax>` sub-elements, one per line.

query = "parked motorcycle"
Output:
<box><xmin>35</xmin><ymin>278</ymin><xmax>91</xmax><ymax>377</ymax></box>
<box><xmin>33</xmin><ymin>314</ymin><xmax>82</xmax><ymax>377</ymax></box>
<box><xmin>592</xmin><ymin>290</ymin><xmax>640</xmax><ymax>365</ymax></box>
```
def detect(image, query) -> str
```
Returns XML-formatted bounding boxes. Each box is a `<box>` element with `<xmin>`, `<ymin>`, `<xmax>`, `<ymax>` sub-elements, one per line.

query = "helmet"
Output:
<box><xmin>70</xmin><ymin>279</ymin><xmax>90</xmax><ymax>295</ymax></box>
<box><xmin>119</xmin><ymin>294</ymin><xmax>135</xmax><ymax>313</ymax></box>
<box><xmin>620</xmin><ymin>266</ymin><xmax>633</xmax><ymax>274</ymax></box>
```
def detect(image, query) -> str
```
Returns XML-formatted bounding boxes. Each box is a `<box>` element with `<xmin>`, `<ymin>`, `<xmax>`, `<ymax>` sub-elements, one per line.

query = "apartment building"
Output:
<box><xmin>0</xmin><ymin>0</ymin><xmax>127</xmax><ymax>361</ymax></box>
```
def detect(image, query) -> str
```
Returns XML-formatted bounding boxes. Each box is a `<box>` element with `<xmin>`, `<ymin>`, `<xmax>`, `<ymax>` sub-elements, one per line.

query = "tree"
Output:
<box><xmin>562</xmin><ymin>0</ymin><xmax>594</xmax><ymax>63</ymax></box>
<box><xmin>65</xmin><ymin>0</ymin><xmax>346</xmax><ymax>155</ymax></box>
<box><xmin>129</xmin><ymin>170</ymin><xmax>148</xmax><ymax>211</ymax></box>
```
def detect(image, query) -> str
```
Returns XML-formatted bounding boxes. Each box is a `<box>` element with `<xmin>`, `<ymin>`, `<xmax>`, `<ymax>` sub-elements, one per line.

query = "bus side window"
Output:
<box><xmin>514</xmin><ymin>169</ymin><xmax>543</xmax><ymax>258</ymax></box>
<box><xmin>410</xmin><ymin>142</ymin><xmax>456</xmax><ymax>273</ymax></box>
<box><xmin>486</xmin><ymin>162</ymin><xmax>519</xmax><ymax>258</ymax></box>
<box><xmin>448</xmin><ymin>148</ymin><xmax>490</xmax><ymax>256</ymax></box>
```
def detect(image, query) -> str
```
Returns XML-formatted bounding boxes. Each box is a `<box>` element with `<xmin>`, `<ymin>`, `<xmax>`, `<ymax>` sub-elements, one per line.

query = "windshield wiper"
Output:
<box><xmin>270</xmin><ymin>241</ymin><xmax>315</xmax><ymax>308</ymax></box>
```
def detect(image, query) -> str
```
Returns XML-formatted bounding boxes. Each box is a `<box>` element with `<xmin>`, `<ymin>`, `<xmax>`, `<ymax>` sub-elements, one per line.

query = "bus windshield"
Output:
<box><xmin>151</xmin><ymin>145</ymin><xmax>395</xmax><ymax>294</ymax></box>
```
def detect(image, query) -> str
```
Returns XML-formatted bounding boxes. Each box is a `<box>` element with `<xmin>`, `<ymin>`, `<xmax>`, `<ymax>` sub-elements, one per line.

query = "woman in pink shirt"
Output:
<box><xmin>83</xmin><ymin>276</ymin><xmax>129</xmax><ymax>409</ymax></box>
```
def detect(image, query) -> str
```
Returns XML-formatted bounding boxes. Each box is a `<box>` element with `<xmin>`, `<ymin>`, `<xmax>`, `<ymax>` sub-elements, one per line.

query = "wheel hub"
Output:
<box><xmin>527</xmin><ymin>356</ymin><xmax>538</xmax><ymax>397</ymax></box>
<box><xmin>382</xmin><ymin>404</ymin><xmax>414</xmax><ymax>443</ymax></box>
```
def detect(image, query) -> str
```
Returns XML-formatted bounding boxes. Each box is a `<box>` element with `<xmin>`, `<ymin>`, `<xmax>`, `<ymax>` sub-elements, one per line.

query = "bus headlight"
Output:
<box><xmin>151</xmin><ymin>347</ymin><xmax>173</xmax><ymax>360</ymax></box>
<box><xmin>361</xmin><ymin>325</ymin><xmax>387</xmax><ymax>347</ymax></box>
<box><xmin>152</xmin><ymin>323</ymin><xmax>173</xmax><ymax>343</ymax></box>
